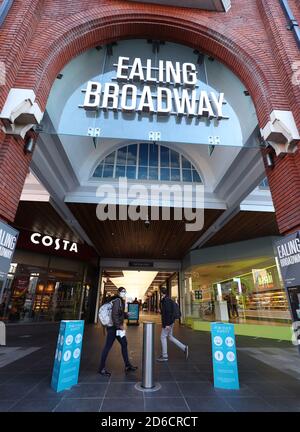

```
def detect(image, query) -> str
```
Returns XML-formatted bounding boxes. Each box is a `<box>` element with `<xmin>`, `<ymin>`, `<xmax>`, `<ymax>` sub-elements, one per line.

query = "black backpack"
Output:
<box><xmin>172</xmin><ymin>300</ymin><xmax>181</xmax><ymax>320</ymax></box>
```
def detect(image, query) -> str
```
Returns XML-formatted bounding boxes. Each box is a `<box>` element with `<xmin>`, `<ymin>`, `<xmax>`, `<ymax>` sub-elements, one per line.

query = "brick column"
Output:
<box><xmin>0</xmin><ymin>130</ymin><xmax>32</xmax><ymax>223</ymax></box>
<box><xmin>263</xmin><ymin>145</ymin><xmax>300</xmax><ymax>235</ymax></box>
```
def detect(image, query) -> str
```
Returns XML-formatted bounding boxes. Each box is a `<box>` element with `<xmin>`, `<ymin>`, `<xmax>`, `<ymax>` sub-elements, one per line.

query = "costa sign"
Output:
<box><xmin>81</xmin><ymin>56</ymin><xmax>228</xmax><ymax>120</ymax></box>
<box><xmin>30</xmin><ymin>233</ymin><xmax>78</xmax><ymax>253</ymax></box>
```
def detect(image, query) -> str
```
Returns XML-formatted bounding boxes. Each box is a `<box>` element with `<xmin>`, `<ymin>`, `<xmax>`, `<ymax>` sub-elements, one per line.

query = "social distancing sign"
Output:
<box><xmin>211</xmin><ymin>322</ymin><xmax>239</xmax><ymax>390</ymax></box>
<box><xmin>51</xmin><ymin>320</ymin><xmax>84</xmax><ymax>392</ymax></box>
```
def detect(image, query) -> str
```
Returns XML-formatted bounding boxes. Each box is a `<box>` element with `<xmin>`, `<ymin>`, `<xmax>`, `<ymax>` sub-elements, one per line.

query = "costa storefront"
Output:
<box><xmin>0</xmin><ymin>226</ymin><xmax>98</xmax><ymax>323</ymax></box>
<box><xmin>0</xmin><ymin>0</ymin><xmax>300</xmax><ymax>338</ymax></box>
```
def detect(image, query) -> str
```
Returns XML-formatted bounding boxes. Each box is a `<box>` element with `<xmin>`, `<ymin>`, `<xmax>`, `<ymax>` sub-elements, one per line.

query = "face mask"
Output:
<box><xmin>119</xmin><ymin>292</ymin><xmax>126</xmax><ymax>298</ymax></box>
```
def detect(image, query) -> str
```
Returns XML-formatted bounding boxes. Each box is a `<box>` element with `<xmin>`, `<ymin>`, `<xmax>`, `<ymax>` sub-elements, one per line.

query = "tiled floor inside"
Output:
<box><xmin>0</xmin><ymin>315</ymin><xmax>300</xmax><ymax>412</ymax></box>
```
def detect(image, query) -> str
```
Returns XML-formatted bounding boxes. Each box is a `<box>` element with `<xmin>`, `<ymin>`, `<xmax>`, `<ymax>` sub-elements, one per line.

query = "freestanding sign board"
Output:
<box><xmin>51</xmin><ymin>320</ymin><xmax>84</xmax><ymax>392</ymax></box>
<box><xmin>128</xmin><ymin>303</ymin><xmax>140</xmax><ymax>325</ymax></box>
<box><xmin>274</xmin><ymin>232</ymin><xmax>300</xmax><ymax>349</ymax></box>
<box><xmin>211</xmin><ymin>322</ymin><xmax>239</xmax><ymax>390</ymax></box>
<box><xmin>0</xmin><ymin>220</ymin><xmax>19</xmax><ymax>303</ymax></box>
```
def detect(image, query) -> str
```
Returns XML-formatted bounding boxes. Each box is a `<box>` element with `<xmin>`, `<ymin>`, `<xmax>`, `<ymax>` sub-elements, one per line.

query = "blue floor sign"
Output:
<box><xmin>51</xmin><ymin>320</ymin><xmax>84</xmax><ymax>392</ymax></box>
<box><xmin>211</xmin><ymin>322</ymin><xmax>239</xmax><ymax>390</ymax></box>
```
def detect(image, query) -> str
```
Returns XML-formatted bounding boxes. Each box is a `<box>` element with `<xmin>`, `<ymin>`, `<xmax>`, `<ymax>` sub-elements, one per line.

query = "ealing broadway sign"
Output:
<box><xmin>81</xmin><ymin>57</ymin><xmax>228</xmax><ymax>120</ymax></box>
<box><xmin>0</xmin><ymin>221</ymin><xmax>18</xmax><ymax>280</ymax></box>
<box><xmin>44</xmin><ymin>41</ymin><xmax>251</xmax><ymax>146</ymax></box>
<box><xmin>275</xmin><ymin>232</ymin><xmax>300</xmax><ymax>287</ymax></box>
<box><xmin>0</xmin><ymin>220</ymin><xmax>19</xmax><ymax>303</ymax></box>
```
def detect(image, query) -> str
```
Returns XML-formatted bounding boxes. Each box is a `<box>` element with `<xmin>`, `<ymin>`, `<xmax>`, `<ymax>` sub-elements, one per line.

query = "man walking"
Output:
<box><xmin>157</xmin><ymin>287</ymin><xmax>188</xmax><ymax>362</ymax></box>
<box><xmin>98</xmin><ymin>287</ymin><xmax>138</xmax><ymax>376</ymax></box>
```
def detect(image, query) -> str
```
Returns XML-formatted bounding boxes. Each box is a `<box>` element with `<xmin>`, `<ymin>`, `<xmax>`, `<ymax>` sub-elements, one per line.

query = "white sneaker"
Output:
<box><xmin>184</xmin><ymin>345</ymin><xmax>189</xmax><ymax>360</ymax></box>
<box><xmin>156</xmin><ymin>355</ymin><xmax>168</xmax><ymax>362</ymax></box>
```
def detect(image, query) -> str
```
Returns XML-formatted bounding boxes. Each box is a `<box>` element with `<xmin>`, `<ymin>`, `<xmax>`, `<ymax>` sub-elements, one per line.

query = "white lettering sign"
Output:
<box><xmin>30</xmin><ymin>233</ymin><xmax>78</xmax><ymax>254</ymax></box>
<box><xmin>81</xmin><ymin>56</ymin><xmax>228</xmax><ymax>120</ymax></box>
<box><xmin>0</xmin><ymin>228</ymin><xmax>17</xmax><ymax>260</ymax></box>
<box><xmin>277</xmin><ymin>238</ymin><xmax>300</xmax><ymax>268</ymax></box>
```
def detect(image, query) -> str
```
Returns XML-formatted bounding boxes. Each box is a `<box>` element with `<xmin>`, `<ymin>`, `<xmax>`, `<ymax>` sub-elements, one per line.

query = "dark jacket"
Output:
<box><xmin>229</xmin><ymin>293</ymin><xmax>237</xmax><ymax>305</ymax></box>
<box><xmin>160</xmin><ymin>296</ymin><xmax>175</xmax><ymax>328</ymax></box>
<box><xmin>111</xmin><ymin>296</ymin><xmax>128</xmax><ymax>329</ymax></box>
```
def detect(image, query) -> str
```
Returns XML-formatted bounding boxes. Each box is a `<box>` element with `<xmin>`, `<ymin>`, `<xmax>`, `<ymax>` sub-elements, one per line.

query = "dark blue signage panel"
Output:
<box><xmin>274</xmin><ymin>233</ymin><xmax>300</xmax><ymax>350</ymax></box>
<box><xmin>0</xmin><ymin>220</ymin><xmax>19</xmax><ymax>302</ymax></box>
<box><xmin>274</xmin><ymin>232</ymin><xmax>300</xmax><ymax>287</ymax></box>
<box><xmin>0</xmin><ymin>220</ymin><xmax>19</xmax><ymax>281</ymax></box>
<box><xmin>211</xmin><ymin>322</ymin><xmax>239</xmax><ymax>390</ymax></box>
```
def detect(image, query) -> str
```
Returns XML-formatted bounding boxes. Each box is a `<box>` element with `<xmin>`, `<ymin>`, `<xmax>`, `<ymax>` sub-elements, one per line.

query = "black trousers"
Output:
<box><xmin>99</xmin><ymin>326</ymin><xmax>130</xmax><ymax>371</ymax></box>
<box><xmin>231</xmin><ymin>304</ymin><xmax>239</xmax><ymax>317</ymax></box>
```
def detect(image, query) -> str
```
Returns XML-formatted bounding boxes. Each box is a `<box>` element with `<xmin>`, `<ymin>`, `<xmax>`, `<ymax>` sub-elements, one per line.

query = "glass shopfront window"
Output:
<box><xmin>184</xmin><ymin>257</ymin><xmax>291</xmax><ymax>326</ymax></box>
<box><xmin>183</xmin><ymin>273</ymin><xmax>215</xmax><ymax>322</ymax></box>
<box><xmin>0</xmin><ymin>254</ymin><xmax>88</xmax><ymax>323</ymax></box>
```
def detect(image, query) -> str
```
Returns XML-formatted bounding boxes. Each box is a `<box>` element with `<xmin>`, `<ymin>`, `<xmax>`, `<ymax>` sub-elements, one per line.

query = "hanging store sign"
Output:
<box><xmin>0</xmin><ymin>220</ymin><xmax>19</xmax><ymax>281</ymax></box>
<box><xmin>30</xmin><ymin>233</ymin><xmax>78</xmax><ymax>253</ymax></box>
<box><xmin>274</xmin><ymin>233</ymin><xmax>300</xmax><ymax>351</ymax></box>
<box><xmin>0</xmin><ymin>220</ymin><xmax>19</xmax><ymax>303</ymax></box>
<box><xmin>129</xmin><ymin>261</ymin><xmax>154</xmax><ymax>268</ymax></box>
<box><xmin>82</xmin><ymin>57</ymin><xmax>228</xmax><ymax>120</ymax></box>
<box><xmin>275</xmin><ymin>232</ymin><xmax>300</xmax><ymax>287</ymax></box>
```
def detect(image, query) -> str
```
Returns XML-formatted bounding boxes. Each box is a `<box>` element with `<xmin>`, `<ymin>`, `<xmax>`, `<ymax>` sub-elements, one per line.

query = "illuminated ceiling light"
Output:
<box><xmin>111</xmin><ymin>270</ymin><xmax>158</xmax><ymax>299</ymax></box>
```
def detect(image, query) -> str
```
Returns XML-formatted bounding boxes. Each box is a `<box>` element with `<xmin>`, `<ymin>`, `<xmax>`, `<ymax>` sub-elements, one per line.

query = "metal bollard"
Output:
<box><xmin>0</xmin><ymin>321</ymin><xmax>6</xmax><ymax>346</ymax></box>
<box><xmin>135</xmin><ymin>322</ymin><xmax>161</xmax><ymax>392</ymax></box>
<box><xmin>142</xmin><ymin>322</ymin><xmax>155</xmax><ymax>389</ymax></box>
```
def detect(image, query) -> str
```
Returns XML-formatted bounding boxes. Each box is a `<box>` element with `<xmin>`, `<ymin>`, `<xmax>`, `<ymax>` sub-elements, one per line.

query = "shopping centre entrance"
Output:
<box><xmin>2</xmin><ymin>0</ymin><xmax>300</xmax><ymax>414</ymax></box>
<box><xmin>0</xmin><ymin>38</ymin><xmax>293</xmax><ymax>340</ymax></box>
<box><xmin>100</xmin><ymin>268</ymin><xmax>180</xmax><ymax>314</ymax></box>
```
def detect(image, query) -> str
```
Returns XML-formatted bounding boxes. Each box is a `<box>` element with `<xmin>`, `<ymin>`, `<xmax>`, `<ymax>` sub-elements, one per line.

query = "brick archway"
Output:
<box><xmin>1</xmin><ymin>0</ymin><xmax>300</xmax><ymax>233</ymax></box>
<box><xmin>12</xmin><ymin>4</ymin><xmax>287</xmax><ymax>129</ymax></box>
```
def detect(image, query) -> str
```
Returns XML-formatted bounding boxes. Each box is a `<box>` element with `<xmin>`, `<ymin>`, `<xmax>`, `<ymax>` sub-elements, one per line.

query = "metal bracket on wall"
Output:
<box><xmin>280</xmin><ymin>0</ymin><xmax>300</xmax><ymax>49</ymax></box>
<box><xmin>0</xmin><ymin>0</ymin><xmax>14</xmax><ymax>28</ymax></box>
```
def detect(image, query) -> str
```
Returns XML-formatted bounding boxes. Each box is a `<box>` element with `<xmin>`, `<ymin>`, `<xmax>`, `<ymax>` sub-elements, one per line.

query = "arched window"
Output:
<box><xmin>92</xmin><ymin>143</ymin><xmax>202</xmax><ymax>183</ymax></box>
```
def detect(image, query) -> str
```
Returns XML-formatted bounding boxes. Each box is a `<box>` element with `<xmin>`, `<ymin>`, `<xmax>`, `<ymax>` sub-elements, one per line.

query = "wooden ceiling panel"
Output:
<box><xmin>205</xmin><ymin>211</ymin><xmax>279</xmax><ymax>248</ymax></box>
<box><xmin>67</xmin><ymin>204</ymin><xmax>223</xmax><ymax>260</ymax></box>
<box><xmin>14</xmin><ymin>201</ymin><xmax>279</xmax><ymax>261</ymax></box>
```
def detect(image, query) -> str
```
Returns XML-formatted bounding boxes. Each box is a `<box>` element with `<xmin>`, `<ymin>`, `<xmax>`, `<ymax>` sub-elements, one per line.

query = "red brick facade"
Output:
<box><xmin>0</xmin><ymin>0</ymin><xmax>300</xmax><ymax>233</ymax></box>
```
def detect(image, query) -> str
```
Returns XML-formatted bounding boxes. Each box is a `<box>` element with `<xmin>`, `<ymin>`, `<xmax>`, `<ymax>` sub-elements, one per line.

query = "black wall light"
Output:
<box><xmin>24</xmin><ymin>137</ymin><xmax>35</xmax><ymax>154</ymax></box>
<box><xmin>265</xmin><ymin>152</ymin><xmax>274</xmax><ymax>168</ymax></box>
